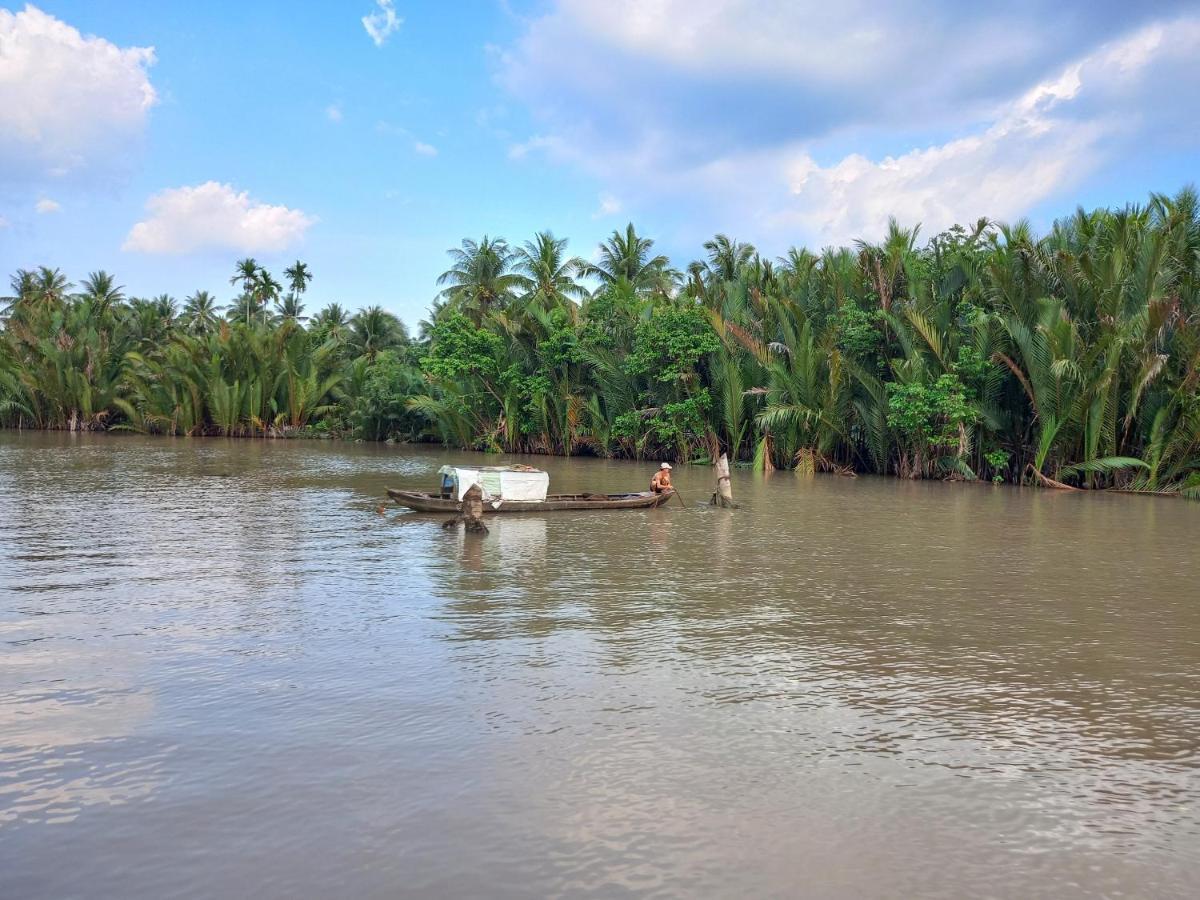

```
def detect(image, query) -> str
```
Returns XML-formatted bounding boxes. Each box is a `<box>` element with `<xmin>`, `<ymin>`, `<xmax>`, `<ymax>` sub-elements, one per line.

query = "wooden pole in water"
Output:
<box><xmin>711</xmin><ymin>453</ymin><xmax>738</xmax><ymax>508</ymax></box>
<box><xmin>443</xmin><ymin>482</ymin><xmax>489</xmax><ymax>534</ymax></box>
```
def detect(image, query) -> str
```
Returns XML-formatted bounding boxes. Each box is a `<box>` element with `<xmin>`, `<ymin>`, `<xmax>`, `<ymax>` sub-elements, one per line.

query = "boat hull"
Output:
<box><xmin>386</xmin><ymin>489</ymin><xmax>673</xmax><ymax>513</ymax></box>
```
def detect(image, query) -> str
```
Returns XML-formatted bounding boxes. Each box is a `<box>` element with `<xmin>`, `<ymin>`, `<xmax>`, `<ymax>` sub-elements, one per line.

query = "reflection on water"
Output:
<box><xmin>1</xmin><ymin>432</ymin><xmax>1198</xmax><ymax>898</ymax></box>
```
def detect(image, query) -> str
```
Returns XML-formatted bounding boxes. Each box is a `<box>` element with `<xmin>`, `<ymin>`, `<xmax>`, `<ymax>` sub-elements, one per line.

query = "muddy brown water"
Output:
<box><xmin>1</xmin><ymin>432</ymin><xmax>1198</xmax><ymax>898</ymax></box>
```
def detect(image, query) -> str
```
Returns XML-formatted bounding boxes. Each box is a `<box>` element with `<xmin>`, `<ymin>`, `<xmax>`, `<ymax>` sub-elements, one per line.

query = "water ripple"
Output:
<box><xmin>1</xmin><ymin>433</ymin><xmax>1198</xmax><ymax>898</ymax></box>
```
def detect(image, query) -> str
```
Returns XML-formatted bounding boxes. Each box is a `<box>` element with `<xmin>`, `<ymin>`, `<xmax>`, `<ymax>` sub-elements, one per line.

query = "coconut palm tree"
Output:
<box><xmin>182</xmin><ymin>291</ymin><xmax>222</xmax><ymax>335</ymax></box>
<box><xmin>437</xmin><ymin>236</ymin><xmax>520</xmax><ymax>323</ymax></box>
<box><xmin>1</xmin><ymin>269</ymin><xmax>38</xmax><ymax>321</ymax></box>
<box><xmin>702</xmin><ymin>234</ymin><xmax>757</xmax><ymax>283</ymax></box>
<box><xmin>9</xmin><ymin>266</ymin><xmax>75</xmax><ymax>322</ymax></box>
<box><xmin>585</xmin><ymin>223</ymin><xmax>676</xmax><ymax>296</ymax></box>
<box><xmin>349</xmin><ymin>305</ymin><xmax>407</xmax><ymax>361</ymax></box>
<box><xmin>313</xmin><ymin>302</ymin><xmax>350</xmax><ymax>329</ymax></box>
<box><xmin>513</xmin><ymin>231</ymin><xmax>587</xmax><ymax>316</ymax></box>
<box><xmin>275</xmin><ymin>294</ymin><xmax>308</xmax><ymax>324</ymax></box>
<box><xmin>78</xmin><ymin>271</ymin><xmax>126</xmax><ymax>317</ymax></box>
<box><xmin>151</xmin><ymin>294</ymin><xmax>178</xmax><ymax>323</ymax></box>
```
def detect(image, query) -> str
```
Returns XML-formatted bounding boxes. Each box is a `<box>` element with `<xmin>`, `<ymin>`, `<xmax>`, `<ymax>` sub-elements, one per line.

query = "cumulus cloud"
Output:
<box><xmin>123</xmin><ymin>182</ymin><xmax>316</xmax><ymax>255</ymax></box>
<box><xmin>502</xmin><ymin>1</ymin><xmax>1185</xmax><ymax>159</ymax></box>
<box><xmin>500</xmin><ymin>2</ymin><xmax>1200</xmax><ymax>246</ymax></box>
<box><xmin>413</xmin><ymin>140</ymin><xmax>438</xmax><ymax>157</ymax></box>
<box><xmin>362</xmin><ymin>0</ymin><xmax>401</xmax><ymax>47</ymax></box>
<box><xmin>773</xmin><ymin>20</ymin><xmax>1200</xmax><ymax>244</ymax></box>
<box><xmin>0</xmin><ymin>4</ymin><xmax>156</xmax><ymax>183</ymax></box>
<box><xmin>35</xmin><ymin>198</ymin><xmax>61</xmax><ymax>214</ymax></box>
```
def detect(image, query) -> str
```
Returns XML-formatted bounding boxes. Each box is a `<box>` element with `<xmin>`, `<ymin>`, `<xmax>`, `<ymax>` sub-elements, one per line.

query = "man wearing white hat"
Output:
<box><xmin>650</xmin><ymin>462</ymin><xmax>673</xmax><ymax>494</ymax></box>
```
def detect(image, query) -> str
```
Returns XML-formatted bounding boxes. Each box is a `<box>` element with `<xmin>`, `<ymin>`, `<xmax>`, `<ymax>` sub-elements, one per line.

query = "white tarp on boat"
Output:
<box><xmin>438</xmin><ymin>465</ymin><xmax>549</xmax><ymax>502</ymax></box>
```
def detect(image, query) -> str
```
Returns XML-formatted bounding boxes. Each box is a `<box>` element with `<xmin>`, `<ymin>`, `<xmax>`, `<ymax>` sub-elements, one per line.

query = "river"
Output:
<box><xmin>1</xmin><ymin>432</ymin><xmax>1197</xmax><ymax>898</ymax></box>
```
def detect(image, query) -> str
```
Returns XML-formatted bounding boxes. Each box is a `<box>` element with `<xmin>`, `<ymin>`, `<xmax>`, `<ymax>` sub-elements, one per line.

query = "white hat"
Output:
<box><xmin>660</xmin><ymin>462</ymin><xmax>672</xmax><ymax>469</ymax></box>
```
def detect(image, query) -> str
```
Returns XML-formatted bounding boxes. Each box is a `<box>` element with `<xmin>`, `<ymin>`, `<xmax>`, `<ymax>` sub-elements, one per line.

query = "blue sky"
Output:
<box><xmin>2</xmin><ymin>1</ymin><xmax>1198</xmax><ymax>326</ymax></box>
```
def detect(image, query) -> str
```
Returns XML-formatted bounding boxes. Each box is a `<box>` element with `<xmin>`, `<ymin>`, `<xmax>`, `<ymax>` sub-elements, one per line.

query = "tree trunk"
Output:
<box><xmin>795</xmin><ymin>447</ymin><xmax>816</xmax><ymax>477</ymax></box>
<box><xmin>711</xmin><ymin>453</ymin><xmax>738</xmax><ymax>508</ymax></box>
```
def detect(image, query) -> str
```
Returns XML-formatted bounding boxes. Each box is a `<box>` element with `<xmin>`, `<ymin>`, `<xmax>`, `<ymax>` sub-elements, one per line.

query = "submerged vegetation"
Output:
<box><xmin>3</xmin><ymin>189</ymin><xmax>1199</xmax><ymax>496</ymax></box>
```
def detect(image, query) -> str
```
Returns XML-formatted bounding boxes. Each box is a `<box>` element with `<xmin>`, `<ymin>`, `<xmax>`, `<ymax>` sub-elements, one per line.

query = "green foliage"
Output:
<box><xmin>354</xmin><ymin>351</ymin><xmax>420</xmax><ymax>441</ymax></box>
<box><xmin>614</xmin><ymin>391</ymin><xmax>711</xmax><ymax>456</ymax></box>
<box><xmin>4</xmin><ymin>190</ymin><xmax>1200</xmax><ymax>497</ymax></box>
<box><xmin>833</xmin><ymin>303</ymin><xmax>883</xmax><ymax>365</ymax></box>
<box><xmin>421</xmin><ymin>312</ymin><xmax>503</xmax><ymax>381</ymax></box>
<box><xmin>887</xmin><ymin>375</ymin><xmax>976</xmax><ymax>449</ymax></box>
<box><xmin>625</xmin><ymin>308</ymin><xmax>719</xmax><ymax>383</ymax></box>
<box><xmin>886</xmin><ymin>374</ymin><xmax>977</xmax><ymax>477</ymax></box>
<box><xmin>984</xmin><ymin>449</ymin><xmax>1011</xmax><ymax>483</ymax></box>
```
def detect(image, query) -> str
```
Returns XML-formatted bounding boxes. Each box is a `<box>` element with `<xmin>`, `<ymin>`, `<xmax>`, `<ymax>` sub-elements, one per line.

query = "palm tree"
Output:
<box><xmin>230</xmin><ymin>258</ymin><xmax>259</xmax><ymax>294</ymax></box>
<box><xmin>702</xmin><ymin>234</ymin><xmax>756</xmax><ymax>283</ymax></box>
<box><xmin>182</xmin><ymin>290</ymin><xmax>222</xmax><ymax>335</ymax></box>
<box><xmin>280</xmin><ymin>261</ymin><xmax>313</xmax><ymax>326</ymax></box>
<box><xmin>513</xmin><ymin>231</ymin><xmax>587</xmax><ymax>314</ymax></box>
<box><xmin>585</xmin><ymin>223</ymin><xmax>676</xmax><ymax>296</ymax></box>
<box><xmin>229</xmin><ymin>258</ymin><xmax>261</xmax><ymax>326</ymax></box>
<box><xmin>8</xmin><ymin>266</ymin><xmax>75</xmax><ymax>321</ymax></box>
<box><xmin>313</xmin><ymin>302</ymin><xmax>350</xmax><ymax>329</ymax></box>
<box><xmin>349</xmin><ymin>306</ymin><xmax>407</xmax><ymax>361</ymax></box>
<box><xmin>756</xmin><ymin>319</ymin><xmax>851</xmax><ymax>472</ymax></box>
<box><xmin>78</xmin><ymin>271</ymin><xmax>126</xmax><ymax>316</ymax></box>
<box><xmin>226</xmin><ymin>294</ymin><xmax>258</xmax><ymax>326</ymax></box>
<box><xmin>275</xmin><ymin>294</ymin><xmax>307</xmax><ymax>324</ymax></box>
<box><xmin>151</xmin><ymin>294</ymin><xmax>178</xmax><ymax>323</ymax></box>
<box><xmin>856</xmin><ymin>218</ymin><xmax>919</xmax><ymax>312</ymax></box>
<box><xmin>1</xmin><ymin>269</ymin><xmax>38</xmax><ymax>320</ymax></box>
<box><xmin>283</xmin><ymin>260</ymin><xmax>312</xmax><ymax>298</ymax></box>
<box><xmin>252</xmin><ymin>269</ymin><xmax>282</xmax><ymax>326</ymax></box>
<box><xmin>437</xmin><ymin>236</ymin><xmax>520</xmax><ymax>323</ymax></box>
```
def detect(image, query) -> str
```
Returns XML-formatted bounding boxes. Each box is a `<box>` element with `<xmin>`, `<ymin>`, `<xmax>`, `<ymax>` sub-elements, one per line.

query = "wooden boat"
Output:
<box><xmin>388</xmin><ymin>464</ymin><xmax>673</xmax><ymax>514</ymax></box>
<box><xmin>386</xmin><ymin>488</ymin><xmax>672</xmax><ymax>514</ymax></box>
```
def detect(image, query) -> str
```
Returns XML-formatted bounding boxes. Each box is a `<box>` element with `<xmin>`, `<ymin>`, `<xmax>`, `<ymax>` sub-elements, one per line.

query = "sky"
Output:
<box><xmin>1</xmin><ymin>1</ymin><xmax>1198</xmax><ymax>326</ymax></box>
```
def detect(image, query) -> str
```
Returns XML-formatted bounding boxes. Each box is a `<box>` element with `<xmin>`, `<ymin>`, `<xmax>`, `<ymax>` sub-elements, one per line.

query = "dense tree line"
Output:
<box><xmin>2</xmin><ymin>188</ymin><xmax>1198</xmax><ymax>495</ymax></box>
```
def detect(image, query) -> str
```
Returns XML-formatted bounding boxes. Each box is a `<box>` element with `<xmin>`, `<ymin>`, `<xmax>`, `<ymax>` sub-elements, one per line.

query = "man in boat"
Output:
<box><xmin>650</xmin><ymin>462</ymin><xmax>673</xmax><ymax>494</ymax></box>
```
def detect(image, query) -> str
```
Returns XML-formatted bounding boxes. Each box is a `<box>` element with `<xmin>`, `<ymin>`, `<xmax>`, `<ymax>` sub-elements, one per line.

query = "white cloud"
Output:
<box><xmin>593</xmin><ymin>192</ymin><xmax>621</xmax><ymax>219</ymax></box>
<box><xmin>326</xmin><ymin>104</ymin><xmax>343</xmax><ymax>123</ymax></box>
<box><xmin>502</xmin><ymin>1</ymin><xmax>1175</xmax><ymax>145</ymax></box>
<box><xmin>362</xmin><ymin>0</ymin><xmax>402</xmax><ymax>47</ymax></box>
<box><xmin>123</xmin><ymin>182</ymin><xmax>316</xmax><ymax>255</ymax></box>
<box><xmin>508</xmin><ymin>134</ymin><xmax>572</xmax><ymax>162</ymax></box>
<box><xmin>376</xmin><ymin>121</ymin><xmax>438</xmax><ymax>155</ymax></box>
<box><xmin>502</xmin><ymin>5</ymin><xmax>1200</xmax><ymax>247</ymax></box>
<box><xmin>0</xmin><ymin>215</ymin><xmax>9</xmax><ymax>229</ymax></box>
<box><xmin>0</xmin><ymin>5</ymin><xmax>156</xmax><ymax>183</ymax></box>
<box><xmin>771</xmin><ymin>20</ymin><xmax>1199</xmax><ymax>245</ymax></box>
<box><xmin>35</xmin><ymin>197</ymin><xmax>61</xmax><ymax>214</ymax></box>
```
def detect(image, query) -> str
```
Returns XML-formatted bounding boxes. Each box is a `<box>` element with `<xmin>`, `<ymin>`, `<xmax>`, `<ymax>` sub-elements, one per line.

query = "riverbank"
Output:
<box><xmin>4</xmin><ymin>192</ymin><xmax>1198</xmax><ymax>495</ymax></box>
